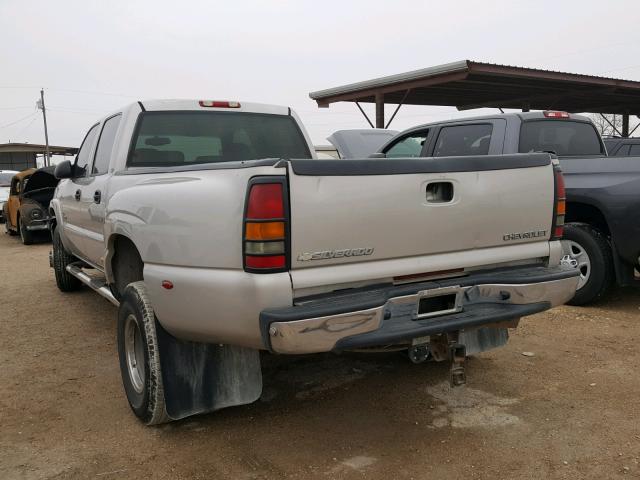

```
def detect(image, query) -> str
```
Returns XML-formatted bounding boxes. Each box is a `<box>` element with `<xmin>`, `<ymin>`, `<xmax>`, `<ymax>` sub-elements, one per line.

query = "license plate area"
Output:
<box><xmin>415</xmin><ymin>286</ymin><xmax>463</xmax><ymax>320</ymax></box>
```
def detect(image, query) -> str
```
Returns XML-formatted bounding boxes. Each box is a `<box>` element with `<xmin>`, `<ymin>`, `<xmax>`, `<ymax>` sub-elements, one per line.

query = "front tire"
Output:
<box><xmin>18</xmin><ymin>217</ymin><xmax>34</xmax><ymax>245</ymax></box>
<box><xmin>562</xmin><ymin>223</ymin><xmax>614</xmax><ymax>306</ymax></box>
<box><xmin>52</xmin><ymin>228</ymin><xmax>82</xmax><ymax>292</ymax></box>
<box><xmin>117</xmin><ymin>281</ymin><xmax>169</xmax><ymax>425</ymax></box>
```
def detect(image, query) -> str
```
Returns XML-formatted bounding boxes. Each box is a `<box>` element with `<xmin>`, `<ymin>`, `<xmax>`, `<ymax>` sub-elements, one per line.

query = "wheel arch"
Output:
<box><xmin>564</xmin><ymin>201</ymin><xmax>611</xmax><ymax>236</ymax></box>
<box><xmin>564</xmin><ymin>201</ymin><xmax>630</xmax><ymax>286</ymax></box>
<box><xmin>106</xmin><ymin>233</ymin><xmax>144</xmax><ymax>295</ymax></box>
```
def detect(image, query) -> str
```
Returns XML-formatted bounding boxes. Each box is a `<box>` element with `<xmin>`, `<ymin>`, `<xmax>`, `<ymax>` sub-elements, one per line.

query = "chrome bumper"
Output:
<box><xmin>265</xmin><ymin>275</ymin><xmax>579</xmax><ymax>354</ymax></box>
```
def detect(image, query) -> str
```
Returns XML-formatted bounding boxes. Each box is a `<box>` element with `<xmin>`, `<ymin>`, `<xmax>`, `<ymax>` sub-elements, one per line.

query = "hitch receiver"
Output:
<box><xmin>449</xmin><ymin>343</ymin><xmax>467</xmax><ymax>387</ymax></box>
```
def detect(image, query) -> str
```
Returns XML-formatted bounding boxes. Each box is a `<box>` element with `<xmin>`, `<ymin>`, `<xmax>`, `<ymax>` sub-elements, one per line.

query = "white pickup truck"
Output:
<box><xmin>50</xmin><ymin>99</ymin><xmax>578</xmax><ymax>425</ymax></box>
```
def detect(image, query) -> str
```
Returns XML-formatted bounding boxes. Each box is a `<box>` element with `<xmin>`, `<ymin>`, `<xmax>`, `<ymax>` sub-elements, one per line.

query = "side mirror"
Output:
<box><xmin>54</xmin><ymin>160</ymin><xmax>73</xmax><ymax>179</ymax></box>
<box><xmin>368</xmin><ymin>152</ymin><xmax>387</xmax><ymax>159</ymax></box>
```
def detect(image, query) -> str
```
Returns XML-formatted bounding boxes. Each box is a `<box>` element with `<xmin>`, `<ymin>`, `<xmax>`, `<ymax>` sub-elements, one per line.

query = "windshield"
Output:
<box><xmin>519</xmin><ymin>120</ymin><xmax>603</xmax><ymax>156</ymax></box>
<box><xmin>0</xmin><ymin>172</ymin><xmax>15</xmax><ymax>186</ymax></box>
<box><xmin>128</xmin><ymin>111</ymin><xmax>312</xmax><ymax>167</ymax></box>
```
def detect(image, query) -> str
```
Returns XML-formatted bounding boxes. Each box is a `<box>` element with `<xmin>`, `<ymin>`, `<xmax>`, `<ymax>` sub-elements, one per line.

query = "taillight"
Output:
<box><xmin>543</xmin><ymin>110</ymin><xmax>570</xmax><ymax>119</ymax></box>
<box><xmin>552</xmin><ymin>166</ymin><xmax>566</xmax><ymax>239</ymax></box>
<box><xmin>244</xmin><ymin>178</ymin><xmax>288</xmax><ymax>273</ymax></box>
<box><xmin>199</xmin><ymin>100</ymin><xmax>241</xmax><ymax>108</ymax></box>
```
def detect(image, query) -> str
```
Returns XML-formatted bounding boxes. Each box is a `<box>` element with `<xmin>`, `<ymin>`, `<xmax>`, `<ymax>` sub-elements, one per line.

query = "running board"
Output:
<box><xmin>66</xmin><ymin>263</ymin><xmax>120</xmax><ymax>307</ymax></box>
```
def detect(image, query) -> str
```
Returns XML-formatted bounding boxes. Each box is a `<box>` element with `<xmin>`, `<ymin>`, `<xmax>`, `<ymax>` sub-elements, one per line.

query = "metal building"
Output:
<box><xmin>0</xmin><ymin>143</ymin><xmax>78</xmax><ymax>171</ymax></box>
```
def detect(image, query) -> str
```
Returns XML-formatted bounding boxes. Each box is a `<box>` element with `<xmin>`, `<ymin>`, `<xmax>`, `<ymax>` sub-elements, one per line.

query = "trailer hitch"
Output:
<box><xmin>449</xmin><ymin>343</ymin><xmax>467</xmax><ymax>387</ymax></box>
<box><xmin>429</xmin><ymin>332</ymin><xmax>467</xmax><ymax>387</ymax></box>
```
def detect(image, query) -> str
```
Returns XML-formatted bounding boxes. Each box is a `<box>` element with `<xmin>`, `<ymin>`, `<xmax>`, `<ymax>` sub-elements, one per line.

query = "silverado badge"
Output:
<box><xmin>297</xmin><ymin>247</ymin><xmax>374</xmax><ymax>262</ymax></box>
<box><xmin>503</xmin><ymin>230</ymin><xmax>547</xmax><ymax>241</ymax></box>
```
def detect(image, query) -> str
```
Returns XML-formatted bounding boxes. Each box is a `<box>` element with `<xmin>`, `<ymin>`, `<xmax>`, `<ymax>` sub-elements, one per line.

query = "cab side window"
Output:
<box><xmin>433</xmin><ymin>124</ymin><xmax>493</xmax><ymax>157</ymax></box>
<box><xmin>385</xmin><ymin>132</ymin><xmax>428</xmax><ymax>158</ymax></box>
<box><xmin>74</xmin><ymin>124</ymin><xmax>100</xmax><ymax>178</ymax></box>
<box><xmin>629</xmin><ymin>145</ymin><xmax>640</xmax><ymax>156</ymax></box>
<box><xmin>92</xmin><ymin>114</ymin><xmax>122</xmax><ymax>175</ymax></box>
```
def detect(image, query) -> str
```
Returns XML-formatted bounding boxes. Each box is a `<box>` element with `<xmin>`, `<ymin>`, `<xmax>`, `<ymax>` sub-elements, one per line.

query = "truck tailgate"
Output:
<box><xmin>287</xmin><ymin>154</ymin><xmax>554</xmax><ymax>285</ymax></box>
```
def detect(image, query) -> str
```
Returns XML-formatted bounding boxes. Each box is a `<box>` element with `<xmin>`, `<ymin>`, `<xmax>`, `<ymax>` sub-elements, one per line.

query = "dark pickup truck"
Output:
<box><xmin>376</xmin><ymin>111</ymin><xmax>640</xmax><ymax>305</ymax></box>
<box><xmin>604</xmin><ymin>137</ymin><xmax>640</xmax><ymax>157</ymax></box>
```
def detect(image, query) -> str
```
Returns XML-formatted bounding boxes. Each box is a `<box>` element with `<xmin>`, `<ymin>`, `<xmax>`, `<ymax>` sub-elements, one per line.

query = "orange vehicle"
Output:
<box><xmin>3</xmin><ymin>166</ymin><xmax>58</xmax><ymax>244</ymax></box>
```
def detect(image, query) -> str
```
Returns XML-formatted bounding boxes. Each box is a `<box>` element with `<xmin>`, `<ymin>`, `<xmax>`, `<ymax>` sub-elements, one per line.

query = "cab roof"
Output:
<box><xmin>13</xmin><ymin>168</ymin><xmax>36</xmax><ymax>180</ymax></box>
<box><xmin>397</xmin><ymin>111</ymin><xmax>593</xmax><ymax>134</ymax></box>
<box><xmin>138</xmin><ymin>99</ymin><xmax>291</xmax><ymax>116</ymax></box>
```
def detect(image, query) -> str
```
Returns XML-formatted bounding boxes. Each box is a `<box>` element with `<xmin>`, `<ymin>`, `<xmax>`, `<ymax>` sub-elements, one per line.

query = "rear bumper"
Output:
<box><xmin>260</xmin><ymin>265</ymin><xmax>579</xmax><ymax>354</ymax></box>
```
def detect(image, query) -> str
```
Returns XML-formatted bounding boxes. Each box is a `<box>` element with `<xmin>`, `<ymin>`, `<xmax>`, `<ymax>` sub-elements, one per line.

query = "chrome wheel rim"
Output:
<box><xmin>124</xmin><ymin>314</ymin><xmax>145</xmax><ymax>394</ymax></box>
<box><xmin>561</xmin><ymin>240</ymin><xmax>591</xmax><ymax>290</ymax></box>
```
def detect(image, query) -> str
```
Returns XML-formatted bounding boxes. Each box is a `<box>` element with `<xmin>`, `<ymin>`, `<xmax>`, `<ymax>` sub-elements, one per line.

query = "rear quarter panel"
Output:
<box><xmin>561</xmin><ymin>156</ymin><xmax>640</xmax><ymax>265</ymax></box>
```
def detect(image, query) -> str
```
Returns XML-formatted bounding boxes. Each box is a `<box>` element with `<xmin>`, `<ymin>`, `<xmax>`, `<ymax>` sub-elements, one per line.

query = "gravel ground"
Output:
<box><xmin>1</xmin><ymin>232</ymin><xmax>639</xmax><ymax>479</ymax></box>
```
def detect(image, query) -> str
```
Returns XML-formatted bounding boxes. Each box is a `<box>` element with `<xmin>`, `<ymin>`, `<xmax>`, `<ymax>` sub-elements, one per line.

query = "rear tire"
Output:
<box><xmin>18</xmin><ymin>217</ymin><xmax>34</xmax><ymax>245</ymax></box>
<box><xmin>5</xmin><ymin>217</ymin><xmax>17</xmax><ymax>236</ymax></box>
<box><xmin>562</xmin><ymin>223</ymin><xmax>614</xmax><ymax>306</ymax></box>
<box><xmin>117</xmin><ymin>281</ymin><xmax>169</xmax><ymax>425</ymax></box>
<box><xmin>52</xmin><ymin>228</ymin><xmax>82</xmax><ymax>292</ymax></box>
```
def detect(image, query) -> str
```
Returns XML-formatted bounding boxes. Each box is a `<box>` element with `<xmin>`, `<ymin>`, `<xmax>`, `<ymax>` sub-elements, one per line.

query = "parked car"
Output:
<box><xmin>603</xmin><ymin>136</ymin><xmax>640</xmax><ymax>156</ymax></box>
<box><xmin>327</xmin><ymin>128</ymin><xmax>398</xmax><ymax>158</ymax></box>
<box><xmin>314</xmin><ymin>145</ymin><xmax>340</xmax><ymax>159</ymax></box>
<box><xmin>50</xmin><ymin>99</ymin><xmax>577</xmax><ymax>425</ymax></box>
<box><xmin>377</xmin><ymin>111</ymin><xmax>640</xmax><ymax>305</ymax></box>
<box><xmin>0</xmin><ymin>169</ymin><xmax>19</xmax><ymax>223</ymax></box>
<box><xmin>315</xmin><ymin>129</ymin><xmax>398</xmax><ymax>159</ymax></box>
<box><xmin>4</xmin><ymin>166</ymin><xmax>58</xmax><ymax>244</ymax></box>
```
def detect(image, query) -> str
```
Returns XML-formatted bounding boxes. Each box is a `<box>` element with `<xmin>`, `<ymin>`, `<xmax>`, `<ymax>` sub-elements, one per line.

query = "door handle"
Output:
<box><xmin>93</xmin><ymin>190</ymin><xmax>102</xmax><ymax>204</ymax></box>
<box><xmin>426</xmin><ymin>182</ymin><xmax>454</xmax><ymax>203</ymax></box>
<box><xmin>74</xmin><ymin>189</ymin><xmax>81</xmax><ymax>201</ymax></box>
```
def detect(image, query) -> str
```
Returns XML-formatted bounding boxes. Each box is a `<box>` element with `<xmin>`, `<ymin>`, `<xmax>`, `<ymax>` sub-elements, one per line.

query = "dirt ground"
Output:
<box><xmin>1</xmin><ymin>232</ymin><xmax>639</xmax><ymax>480</ymax></box>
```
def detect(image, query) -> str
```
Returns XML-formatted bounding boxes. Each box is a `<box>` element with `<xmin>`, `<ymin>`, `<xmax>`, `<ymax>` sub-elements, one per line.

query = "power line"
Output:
<box><xmin>0</xmin><ymin>111</ymin><xmax>38</xmax><ymax>129</ymax></box>
<box><xmin>14</xmin><ymin>114</ymin><xmax>38</xmax><ymax>137</ymax></box>
<box><xmin>47</xmin><ymin>107</ymin><xmax>107</xmax><ymax>116</ymax></box>
<box><xmin>0</xmin><ymin>85</ymin><xmax>138</xmax><ymax>99</ymax></box>
<box><xmin>46</xmin><ymin>87</ymin><xmax>138</xmax><ymax>99</ymax></box>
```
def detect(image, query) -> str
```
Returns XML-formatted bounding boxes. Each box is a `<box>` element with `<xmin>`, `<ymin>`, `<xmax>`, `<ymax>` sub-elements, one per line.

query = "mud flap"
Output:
<box><xmin>459</xmin><ymin>327</ymin><xmax>509</xmax><ymax>355</ymax></box>
<box><xmin>155</xmin><ymin>321</ymin><xmax>263</xmax><ymax>421</ymax></box>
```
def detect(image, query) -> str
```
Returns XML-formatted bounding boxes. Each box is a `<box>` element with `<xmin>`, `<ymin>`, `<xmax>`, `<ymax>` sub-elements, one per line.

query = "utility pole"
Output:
<box><xmin>36</xmin><ymin>89</ymin><xmax>51</xmax><ymax>167</ymax></box>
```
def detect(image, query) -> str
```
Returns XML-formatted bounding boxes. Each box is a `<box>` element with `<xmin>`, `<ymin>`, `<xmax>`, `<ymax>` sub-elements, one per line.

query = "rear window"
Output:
<box><xmin>519</xmin><ymin>120</ymin><xmax>603</xmax><ymax>156</ymax></box>
<box><xmin>128</xmin><ymin>112</ymin><xmax>312</xmax><ymax>167</ymax></box>
<box><xmin>433</xmin><ymin>124</ymin><xmax>493</xmax><ymax>157</ymax></box>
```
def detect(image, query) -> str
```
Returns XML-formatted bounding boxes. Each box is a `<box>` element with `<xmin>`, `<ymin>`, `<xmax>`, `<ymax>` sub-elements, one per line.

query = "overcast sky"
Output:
<box><xmin>1</xmin><ymin>0</ymin><xmax>639</xmax><ymax>149</ymax></box>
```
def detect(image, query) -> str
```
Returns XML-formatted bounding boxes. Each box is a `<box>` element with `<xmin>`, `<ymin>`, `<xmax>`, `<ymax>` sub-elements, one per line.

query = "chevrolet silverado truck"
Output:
<box><xmin>50</xmin><ymin>99</ymin><xmax>578</xmax><ymax>425</ymax></box>
<box><xmin>378</xmin><ymin>111</ymin><xmax>640</xmax><ymax>305</ymax></box>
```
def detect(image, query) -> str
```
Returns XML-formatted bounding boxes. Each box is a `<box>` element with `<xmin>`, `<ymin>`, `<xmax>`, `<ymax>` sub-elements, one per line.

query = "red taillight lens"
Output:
<box><xmin>543</xmin><ymin>110</ymin><xmax>570</xmax><ymax>119</ymax></box>
<box><xmin>552</xmin><ymin>167</ymin><xmax>566</xmax><ymax>239</ymax></box>
<box><xmin>246</xmin><ymin>184</ymin><xmax>284</xmax><ymax>219</ymax></box>
<box><xmin>245</xmin><ymin>255</ymin><xmax>286</xmax><ymax>269</ymax></box>
<box><xmin>244</xmin><ymin>179</ymin><xmax>288</xmax><ymax>272</ymax></box>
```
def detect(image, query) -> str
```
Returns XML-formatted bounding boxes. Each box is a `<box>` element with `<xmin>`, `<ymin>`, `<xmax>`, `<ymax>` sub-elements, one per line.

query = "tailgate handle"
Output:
<box><xmin>426</xmin><ymin>182</ymin><xmax>453</xmax><ymax>203</ymax></box>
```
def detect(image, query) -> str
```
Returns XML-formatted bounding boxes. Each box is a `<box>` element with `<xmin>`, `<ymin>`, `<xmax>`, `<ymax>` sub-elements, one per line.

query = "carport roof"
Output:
<box><xmin>309</xmin><ymin>60</ymin><xmax>640</xmax><ymax>114</ymax></box>
<box><xmin>0</xmin><ymin>143</ymin><xmax>78</xmax><ymax>155</ymax></box>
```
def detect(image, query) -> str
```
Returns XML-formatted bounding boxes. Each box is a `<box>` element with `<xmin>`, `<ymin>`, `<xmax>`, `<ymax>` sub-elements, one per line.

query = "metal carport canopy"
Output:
<box><xmin>309</xmin><ymin>60</ymin><xmax>640</xmax><ymax>131</ymax></box>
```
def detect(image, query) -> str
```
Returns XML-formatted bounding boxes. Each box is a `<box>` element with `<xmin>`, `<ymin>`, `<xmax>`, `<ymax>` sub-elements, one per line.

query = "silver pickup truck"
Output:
<box><xmin>50</xmin><ymin>99</ymin><xmax>578</xmax><ymax>425</ymax></box>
